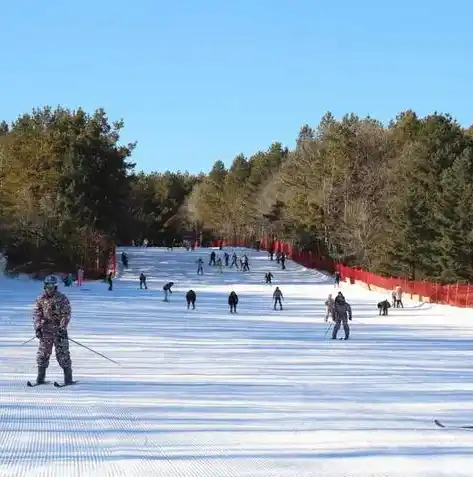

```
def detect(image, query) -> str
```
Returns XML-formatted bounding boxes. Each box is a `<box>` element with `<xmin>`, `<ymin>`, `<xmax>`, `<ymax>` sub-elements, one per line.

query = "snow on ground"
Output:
<box><xmin>1</xmin><ymin>246</ymin><xmax>473</xmax><ymax>477</ymax></box>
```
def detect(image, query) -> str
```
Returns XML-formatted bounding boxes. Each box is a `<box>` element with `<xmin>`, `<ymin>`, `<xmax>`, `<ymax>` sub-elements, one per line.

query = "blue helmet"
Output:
<box><xmin>44</xmin><ymin>275</ymin><xmax>58</xmax><ymax>289</ymax></box>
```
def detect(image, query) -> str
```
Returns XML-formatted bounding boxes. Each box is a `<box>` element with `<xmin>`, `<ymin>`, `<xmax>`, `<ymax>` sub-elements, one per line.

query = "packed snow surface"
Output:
<box><xmin>1</xmin><ymin>247</ymin><xmax>473</xmax><ymax>476</ymax></box>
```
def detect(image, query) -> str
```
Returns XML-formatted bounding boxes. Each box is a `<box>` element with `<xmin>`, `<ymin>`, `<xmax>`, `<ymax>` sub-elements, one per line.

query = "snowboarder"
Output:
<box><xmin>163</xmin><ymin>281</ymin><xmax>174</xmax><ymax>301</ymax></box>
<box><xmin>265</xmin><ymin>271</ymin><xmax>273</xmax><ymax>284</ymax></box>
<box><xmin>32</xmin><ymin>275</ymin><xmax>74</xmax><ymax>386</ymax></box>
<box><xmin>209</xmin><ymin>251</ymin><xmax>216</xmax><ymax>266</ymax></box>
<box><xmin>228</xmin><ymin>291</ymin><xmax>238</xmax><ymax>313</ymax></box>
<box><xmin>332</xmin><ymin>292</ymin><xmax>352</xmax><ymax>340</ymax></box>
<box><xmin>186</xmin><ymin>289</ymin><xmax>196</xmax><ymax>309</ymax></box>
<box><xmin>273</xmin><ymin>286</ymin><xmax>283</xmax><ymax>310</ymax></box>
<box><xmin>139</xmin><ymin>272</ymin><xmax>147</xmax><ymax>289</ymax></box>
<box><xmin>325</xmin><ymin>293</ymin><xmax>335</xmax><ymax>322</ymax></box>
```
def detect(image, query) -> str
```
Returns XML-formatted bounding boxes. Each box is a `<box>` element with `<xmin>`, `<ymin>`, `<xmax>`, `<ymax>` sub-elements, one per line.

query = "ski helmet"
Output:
<box><xmin>44</xmin><ymin>275</ymin><xmax>58</xmax><ymax>289</ymax></box>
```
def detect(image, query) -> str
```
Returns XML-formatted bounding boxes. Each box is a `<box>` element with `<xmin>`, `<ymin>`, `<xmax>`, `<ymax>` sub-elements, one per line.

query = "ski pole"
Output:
<box><xmin>324</xmin><ymin>323</ymin><xmax>333</xmax><ymax>337</ymax></box>
<box><xmin>68</xmin><ymin>337</ymin><xmax>120</xmax><ymax>365</ymax></box>
<box><xmin>20</xmin><ymin>336</ymin><xmax>35</xmax><ymax>345</ymax></box>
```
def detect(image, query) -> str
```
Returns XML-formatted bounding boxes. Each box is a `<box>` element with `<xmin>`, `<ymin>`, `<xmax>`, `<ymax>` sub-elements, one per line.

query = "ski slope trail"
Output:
<box><xmin>1</xmin><ymin>247</ymin><xmax>473</xmax><ymax>476</ymax></box>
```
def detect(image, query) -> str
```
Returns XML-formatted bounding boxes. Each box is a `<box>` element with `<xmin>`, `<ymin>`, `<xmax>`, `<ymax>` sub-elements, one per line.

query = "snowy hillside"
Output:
<box><xmin>1</xmin><ymin>246</ymin><xmax>472</xmax><ymax>476</ymax></box>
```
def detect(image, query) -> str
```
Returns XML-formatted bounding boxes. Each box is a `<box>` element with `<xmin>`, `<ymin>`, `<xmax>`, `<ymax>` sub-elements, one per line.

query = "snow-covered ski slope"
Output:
<box><xmin>1</xmin><ymin>247</ymin><xmax>473</xmax><ymax>477</ymax></box>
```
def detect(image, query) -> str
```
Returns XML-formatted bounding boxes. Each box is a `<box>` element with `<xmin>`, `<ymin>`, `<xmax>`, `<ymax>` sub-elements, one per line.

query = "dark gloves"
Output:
<box><xmin>57</xmin><ymin>328</ymin><xmax>68</xmax><ymax>339</ymax></box>
<box><xmin>35</xmin><ymin>328</ymin><xmax>42</xmax><ymax>339</ymax></box>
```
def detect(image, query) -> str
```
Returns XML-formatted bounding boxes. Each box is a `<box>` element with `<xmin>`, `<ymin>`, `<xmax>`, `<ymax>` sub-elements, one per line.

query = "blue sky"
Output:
<box><xmin>1</xmin><ymin>0</ymin><xmax>471</xmax><ymax>174</ymax></box>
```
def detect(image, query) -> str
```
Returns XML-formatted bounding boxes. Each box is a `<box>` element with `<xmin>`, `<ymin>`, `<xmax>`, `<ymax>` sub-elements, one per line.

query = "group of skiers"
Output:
<box><xmin>204</xmin><ymin>251</ymin><xmax>250</xmax><ymax>273</ymax></box>
<box><xmin>268</xmin><ymin>250</ymin><xmax>287</xmax><ymax>270</ymax></box>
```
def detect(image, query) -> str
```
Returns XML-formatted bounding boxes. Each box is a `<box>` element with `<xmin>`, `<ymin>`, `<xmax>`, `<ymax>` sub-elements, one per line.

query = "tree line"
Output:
<box><xmin>1</xmin><ymin>106</ymin><xmax>472</xmax><ymax>283</ymax></box>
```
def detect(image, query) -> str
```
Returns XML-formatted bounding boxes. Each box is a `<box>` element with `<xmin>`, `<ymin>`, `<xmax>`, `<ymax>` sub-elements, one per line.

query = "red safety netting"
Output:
<box><xmin>208</xmin><ymin>238</ymin><xmax>473</xmax><ymax>308</ymax></box>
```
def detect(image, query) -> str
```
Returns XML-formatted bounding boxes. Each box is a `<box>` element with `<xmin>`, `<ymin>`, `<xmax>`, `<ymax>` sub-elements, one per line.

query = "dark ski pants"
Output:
<box><xmin>187</xmin><ymin>299</ymin><xmax>195</xmax><ymax>309</ymax></box>
<box><xmin>37</xmin><ymin>331</ymin><xmax>71</xmax><ymax>369</ymax></box>
<box><xmin>229</xmin><ymin>304</ymin><xmax>237</xmax><ymax>313</ymax></box>
<box><xmin>332</xmin><ymin>314</ymin><xmax>349</xmax><ymax>339</ymax></box>
<box><xmin>140</xmin><ymin>280</ymin><xmax>147</xmax><ymax>289</ymax></box>
<box><xmin>197</xmin><ymin>266</ymin><xmax>203</xmax><ymax>275</ymax></box>
<box><xmin>274</xmin><ymin>297</ymin><xmax>282</xmax><ymax>310</ymax></box>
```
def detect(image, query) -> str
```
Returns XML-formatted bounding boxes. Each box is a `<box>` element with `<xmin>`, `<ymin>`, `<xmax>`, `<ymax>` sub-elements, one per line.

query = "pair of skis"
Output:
<box><xmin>27</xmin><ymin>380</ymin><xmax>78</xmax><ymax>388</ymax></box>
<box><xmin>434</xmin><ymin>419</ymin><xmax>473</xmax><ymax>430</ymax></box>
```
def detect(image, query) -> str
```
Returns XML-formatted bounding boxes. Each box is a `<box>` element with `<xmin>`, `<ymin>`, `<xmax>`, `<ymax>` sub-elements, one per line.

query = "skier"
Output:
<box><xmin>32</xmin><ymin>275</ymin><xmax>74</xmax><ymax>386</ymax></box>
<box><xmin>242</xmin><ymin>255</ymin><xmax>250</xmax><ymax>271</ymax></box>
<box><xmin>377</xmin><ymin>299</ymin><xmax>390</xmax><ymax>315</ymax></box>
<box><xmin>325</xmin><ymin>293</ymin><xmax>335</xmax><ymax>322</ymax></box>
<box><xmin>139</xmin><ymin>272</ymin><xmax>147</xmax><ymax>289</ymax></box>
<box><xmin>107</xmin><ymin>271</ymin><xmax>113</xmax><ymax>291</ymax></box>
<box><xmin>332</xmin><ymin>292</ymin><xmax>352</xmax><ymax>340</ymax></box>
<box><xmin>334</xmin><ymin>271</ymin><xmax>341</xmax><ymax>288</ymax></box>
<box><xmin>280</xmin><ymin>253</ymin><xmax>286</xmax><ymax>270</ymax></box>
<box><xmin>163</xmin><ymin>281</ymin><xmax>174</xmax><ymax>301</ymax></box>
<box><xmin>230</xmin><ymin>253</ymin><xmax>238</xmax><ymax>269</ymax></box>
<box><xmin>77</xmin><ymin>267</ymin><xmax>84</xmax><ymax>286</ymax></box>
<box><xmin>216</xmin><ymin>257</ymin><xmax>223</xmax><ymax>273</ymax></box>
<box><xmin>228</xmin><ymin>291</ymin><xmax>238</xmax><ymax>313</ymax></box>
<box><xmin>121</xmin><ymin>252</ymin><xmax>128</xmax><ymax>269</ymax></box>
<box><xmin>224</xmin><ymin>252</ymin><xmax>229</xmax><ymax>267</ymax></box>
<box><xmin>196</xmin><ymin>258</ymin><xmax>204</xmax><ymax>275</ymax></box>
<box><xmin>265</xmin><ymin>271</ymin><xmax>273</xmax><ymax>284</ymax></box>
<box><xmin>394</xmin><ymin>285</ymin><xmax>404</xmax><ymax>308</ymax></box>
<box><xmin>276</xmin><ymin>252</ymin><xmax>281</xmax><ymax>264</ymax></box>
<box><xmin>209</xmin><ymin>251</ymin><xmax>216</xmax><ymax>266</ymax></box>
<box><xmin>186</xmin><ymin>289</ymin><xmax>196</xmax><ymax>309</ymax></box>
<box><xmin>273</xmin><ymin>286</ymin><xmax>283</xmax><ymax>310</ymax></box>
<box><xmin>196</xmin><ymin>257</ymin><xmax>204</xmax><ymax>275</ymax></box>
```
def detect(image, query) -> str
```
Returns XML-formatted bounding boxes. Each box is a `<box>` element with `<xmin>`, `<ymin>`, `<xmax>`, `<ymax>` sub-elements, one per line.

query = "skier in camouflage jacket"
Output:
<box><xmin>32</xmin><ymin>275</ymin><xmax>74</xmax><ymax>385</ymax></box>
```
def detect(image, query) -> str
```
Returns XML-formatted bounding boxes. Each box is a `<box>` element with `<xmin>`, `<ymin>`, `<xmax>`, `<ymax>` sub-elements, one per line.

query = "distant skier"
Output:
<box><xmin>280</xmin><ymin>253</ymin><xmax>286</xmax><ymax>270</ymax></box>
<box><xmin>186</xmin><ymin>289</ymin><xmax>196</xmax><ymax>309</ymax></box>
<box><xmin>325</xmin><ymin>293</ymin><xmax>335</xmax><ymax>322</ymax></box>
<box><xmin>242</xmin><ymin>255</ymin><xmax>250</xmax><ymax>272</ymax></box>
<box><xmin>121</xmin><ymin>252</ymin><xmax>128</xmax><ymax>269</ymax></box>
<box><xmin>334</xmin><ymin>271</ymin><xmax>341</xmax><ymax>288</ymax></box>
<box><xmin>230</xmin><ymin>253</ymin><xmax>238</xmax><ymax>269</ymax></box>
<box><xmin>77</xmin><ymin>267</ymin><xmax>84</xmax><ymax>286</ymax></box>
<box><xmin>265</xmin><ymin>271</ymin><xmax>273</xmax><ymax>284</ymax></box>
<box><xmin>228</xmin><ymin>291</ymin><xmax>238</xmax><ymax>313</ymax></box>
<box><xmin>197</xmin><ymin>257</ymin><xmax>204</xmax><ymax>275</ymax></box>
<box><xmin>32</xmin><ymin>275</ymin><xmax>74</xmax><ymax>386</ymax></box>
<box><xmin>394</xmin><ymin>285</ymin><xmax>404</xmax><ymax>308</ymax></box>
<box><xmin>139</xmin><ymin>272</ymin><xmax>147</xmax><ymax>289</ymax></box>
<box><xmin>224</xmin><ymin>252</ymin><xmax>229</xmax><ymax>267</ymax></box>
<box><xmin>216</xmin><ymin>257</ymin><xmax>223</xmax><ymax>273</ymax></box>
<box><xmin>332</xmin><ymin>292</ymin><xmax>352</xmax><ymax>340</ymax></box>
<box><xmin>209</xmin><ymin>251</ymin><xmax>216</xmax><ymax>266</ymax></box>
<box><xmin>107</xmin><ymin>272</ymin><xmax>113</xmax><ymax>291</ymax></box>
<box><xmin>163</xmin><ymin>281</ymin><xmax>174</xmax><ymax>301</ymax></box>
<box><xmin>273</xmin><ymin>286</ymin><xmax>283</xmax><ymax>310</ymax></box>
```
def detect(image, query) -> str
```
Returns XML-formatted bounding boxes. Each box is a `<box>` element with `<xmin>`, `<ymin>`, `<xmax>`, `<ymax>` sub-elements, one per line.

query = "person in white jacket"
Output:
<box><xmin>325</xmin><ymin>293</ymin><xmax>335</xmax><ymax>322</ymax></box>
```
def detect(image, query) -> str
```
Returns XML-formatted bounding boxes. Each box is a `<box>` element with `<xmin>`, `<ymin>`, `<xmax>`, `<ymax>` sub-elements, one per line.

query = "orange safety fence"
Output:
<box><xmin>209</xmin><ymin>238</ymin><xmax>473</xmax><ymax>308</ymax></box>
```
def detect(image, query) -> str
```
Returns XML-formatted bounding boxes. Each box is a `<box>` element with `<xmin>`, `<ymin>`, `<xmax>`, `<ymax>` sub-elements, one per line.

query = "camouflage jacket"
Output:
<box><xmin>33</xmin><ymin>291</ymin><xmax>71</xmax><ymax>331</ymax></box>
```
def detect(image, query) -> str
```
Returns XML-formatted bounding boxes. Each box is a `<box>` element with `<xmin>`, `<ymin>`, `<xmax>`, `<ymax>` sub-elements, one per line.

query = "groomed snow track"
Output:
<box><xmin>1</xmin><ymin>246</ymin><xmax>473</xmax><ymax>476</ymax></box>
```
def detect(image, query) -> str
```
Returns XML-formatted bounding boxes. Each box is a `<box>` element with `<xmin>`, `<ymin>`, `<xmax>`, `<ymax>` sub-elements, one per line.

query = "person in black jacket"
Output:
<box><xmin>186</xmin><ymin>289</ymin><xmax>196</xmax><ymax>309</ymax></box>
<box><xmin>228</xmin><ymin>291</ymin><xmax>238</xmax><ymax>313</ymax></box>
<box><xmin>163</xmin><ymin>282</ymin><xmax>174</xmax><ymax>301</ymax></box>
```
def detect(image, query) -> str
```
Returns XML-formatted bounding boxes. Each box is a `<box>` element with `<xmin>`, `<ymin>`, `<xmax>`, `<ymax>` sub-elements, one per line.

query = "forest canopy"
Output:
<box><xmin>1</xmin><ymin>106</ymin><xmax>472</xmax><ymax>283</ymax></box>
